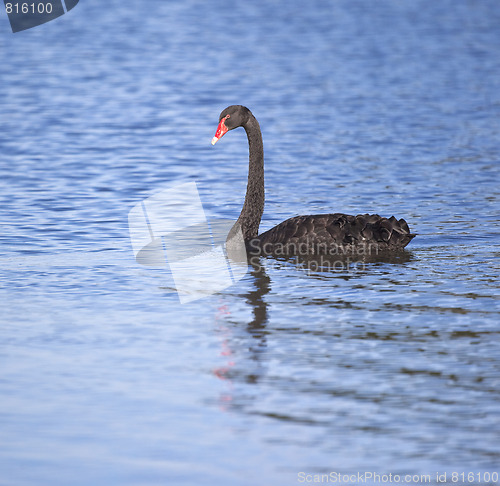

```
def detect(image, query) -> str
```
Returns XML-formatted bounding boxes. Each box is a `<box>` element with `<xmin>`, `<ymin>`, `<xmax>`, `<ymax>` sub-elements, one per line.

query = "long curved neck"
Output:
<box><xmin>238</xmin><ymin>115</ymin><xmax>264</xmax><ymax>240</ymax></box>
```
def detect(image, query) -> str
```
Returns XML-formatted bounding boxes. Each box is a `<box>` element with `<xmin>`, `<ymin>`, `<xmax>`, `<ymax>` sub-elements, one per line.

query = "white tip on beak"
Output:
<box><xmin>211</xmin><ymin>137</ymin><xmax>218</xmax><ymax>145</ymax></box>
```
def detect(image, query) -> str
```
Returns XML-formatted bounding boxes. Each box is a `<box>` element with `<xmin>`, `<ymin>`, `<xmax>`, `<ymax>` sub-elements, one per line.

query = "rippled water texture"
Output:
<box><xmin>1</xmin><ymin>1</ymin><xmax>499</xmax><ymax>485</ymax></box>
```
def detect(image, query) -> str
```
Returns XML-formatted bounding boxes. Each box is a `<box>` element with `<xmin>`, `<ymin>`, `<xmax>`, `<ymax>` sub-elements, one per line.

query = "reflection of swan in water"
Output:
<box><xmin>213</xmin><ymin>250</ymin><xmax>415</xmax><ymax>412</ymax></box>
<box><xmin>213</xmin><ymin>260</ymin><xmax>271</xmax><ymax>391</ymax></box>
<box><xmin>256</xmin><ymin>249</ymin><xmax>414</xmax><ymax>276</ymax></box>
<box><xmin>244</xmin><ymin>259</ymin><xmax>271</xmax><ymax>336</ymax></box>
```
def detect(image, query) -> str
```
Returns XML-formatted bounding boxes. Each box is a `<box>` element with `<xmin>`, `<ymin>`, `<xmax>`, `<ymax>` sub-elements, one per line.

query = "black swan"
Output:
<box><xmin>212</xmin><ymin>105</ymin><xmax>415</xmax><ymax>256</ymax></box>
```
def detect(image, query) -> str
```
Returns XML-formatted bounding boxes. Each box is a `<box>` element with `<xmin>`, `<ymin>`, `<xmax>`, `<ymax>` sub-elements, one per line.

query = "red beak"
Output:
<box><xmin>211</xmin><ymin>116</ymin><xmax>230</xmax><ymax>145</ymax></box>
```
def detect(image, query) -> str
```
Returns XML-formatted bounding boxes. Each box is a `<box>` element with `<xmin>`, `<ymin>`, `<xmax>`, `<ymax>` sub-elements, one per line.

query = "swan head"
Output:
<box><xmin>211</xmin><ymin>105</ymin><xmax>252</xmax><ymax>145</ymax></box>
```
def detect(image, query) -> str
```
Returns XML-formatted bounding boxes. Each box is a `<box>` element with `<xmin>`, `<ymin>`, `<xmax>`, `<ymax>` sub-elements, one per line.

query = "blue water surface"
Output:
<box><xmin>1</xmin><ymin>1</ymin><xmax>499</xmax><ymax>485</ymax></box>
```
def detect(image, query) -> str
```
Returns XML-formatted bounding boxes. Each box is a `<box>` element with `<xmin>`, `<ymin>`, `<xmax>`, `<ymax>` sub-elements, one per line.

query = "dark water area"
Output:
<box><xmin>1</xmin><ymin>1</ymin><xmax>499</xmax><ymax>485</ymax></box>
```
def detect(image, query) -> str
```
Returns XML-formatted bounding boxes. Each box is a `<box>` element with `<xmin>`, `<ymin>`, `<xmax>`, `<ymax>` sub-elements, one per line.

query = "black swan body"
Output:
<box><xmin>212</xmin><ymin>105</ymin><xmax>415</xmax><ymax>256</ymax></box>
